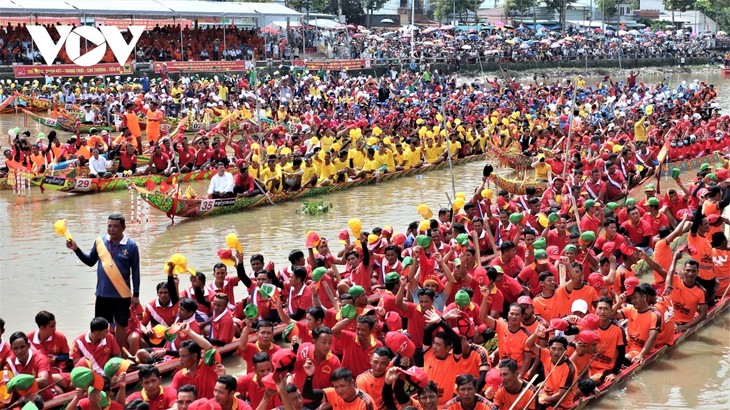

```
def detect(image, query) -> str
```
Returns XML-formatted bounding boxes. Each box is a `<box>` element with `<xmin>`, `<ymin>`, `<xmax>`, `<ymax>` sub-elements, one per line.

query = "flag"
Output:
<box><xmin>656</xmin><ymin>139</ymin><xmax>671</xmax><ymax>164</ymax></box>
<box><xmin>160</xmin><ymin>180</ymin><xmax>170</xmax><ymax>194</ymax></box>
<box><xmin>249</xmin><ymin>68</ymin><xmax>256</xmax><ymax>87</ymax></box>
<box><xmin>145</xmin><ymin>179</ymin><xmax>156</xmax><ymax>191</ymax></box>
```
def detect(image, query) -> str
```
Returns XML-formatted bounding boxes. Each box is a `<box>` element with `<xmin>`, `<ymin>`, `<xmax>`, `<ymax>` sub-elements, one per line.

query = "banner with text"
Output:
<box><xmin>13</xmin><ymin>63</ymin><xmax>134</xmax><ymax>79</ymax></box>
<box><xmin>291</xmin><ymin>59</ymin><xmax>370</xmax><ymax>71</ymax></box>
<box><xmin>0</xmin><ymin>17</ymin><xmax>80</xmax><ymax>26</ymax></box>
<box><xmin>94</xmin><ymin>18</ymin><xmax>193</xmax><ymax>30</ymax></box>
<box><xmin>152</xmin><ymin>60</ymin><xmax>254</xmax><ymax>74</ymax></box>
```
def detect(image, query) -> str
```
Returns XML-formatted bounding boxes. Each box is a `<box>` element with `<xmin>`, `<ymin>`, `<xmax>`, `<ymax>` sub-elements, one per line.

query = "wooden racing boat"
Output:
<box><xmin>17</xmin><ymin>94</ymin><xmax>53</xmax><ymax>112</ymax></box>
<box><xmin>22</xmin><ymin>109</ymin><xmax>116</xmax><ymax>134</ymax></box>
<box><xmin>0</xmin><ymin>95</ymin><xmax>17</xmax><ymax>114</ymax></box>
<box><xmin>41</xmin><ymin>323</ymin><xmax>287</xmax><ymax>409</ymax></box>
<box><xmin>570</xmin><ymin>293</ymin><xmax>730</xmax><ymax>409</ymax></box>
<box><xmin>489</xmin><ymin>153</ymin><xmax>723</xmax><ymax>195</ymax></box>
<box><xmin>134</xmin><ymin>153</ymin><xmax>489</xmax><ymax>219</ymax></box>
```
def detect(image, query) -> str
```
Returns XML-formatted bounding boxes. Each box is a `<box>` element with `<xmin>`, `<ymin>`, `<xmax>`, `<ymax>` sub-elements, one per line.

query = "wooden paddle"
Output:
<box><xmin>552</xmin><ymin>343</ymin><xmax>607</xmax><ymax>409</ymax></box>
<box><xmin>507</xmin><ymin>374</ymin><xmax>539</xmax><ymax>410</ymax></box>
<box><xmin>521</xmin><ymin>350</ymin><xmax>567</xmax><ymax>410</ymax></box>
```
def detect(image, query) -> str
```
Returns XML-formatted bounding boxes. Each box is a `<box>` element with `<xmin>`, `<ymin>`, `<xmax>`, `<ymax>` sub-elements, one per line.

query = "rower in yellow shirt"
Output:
<box><xmin>348</xmin><ymin>141</ymin><xmax>367</xmax><ymax>169</ymax></box>
<box><xmin>634</xmin><ymin>116</ymin><xmax>648</xmax><ymax>143</ymax></box>
<box><xmin>259</xmin><ymin>156</ymin><xmax>282</xmax><ymax>193</ymax></box>
<box><xmin>375</xmin><ymin>144</ymin><xmax>395</xmax><ymax>173</ymax></box>
<box><xmin>423</xmin><ymin>137</ymin><xmax>444</xmax><ymax>164</ymax></box>
<box><xmin>320</xmin><ymin>134</ymin><xmax>334</xmax><ymax>153</ymax></box>
<box><xmin>316</xmin><ymin>152</ymin><xmax>337</xmax><ymax>186</ymax></box>
<box><xmin>355</xmin><ymin>148</ymin><xmax>380</xmax><ymax>179</ymax></box>
<box><xmin>406</xmin><ymin>139</ymin><xmax>424</xmax><ymax>169</ymax></box>
<box><xmin>530</xmin><ymin>154</ymin><xmax>551</xmax><ymax>181</ymax></box>
<box><xmin>301</xmin><ymin>155</ymin><xmax>318</xmax><ymax>188</ymax></box>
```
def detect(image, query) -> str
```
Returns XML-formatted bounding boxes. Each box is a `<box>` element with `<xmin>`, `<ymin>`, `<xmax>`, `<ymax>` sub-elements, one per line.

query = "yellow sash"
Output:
<box><xmin>95</xmin><ymin>237</ymin><xmax>132</xmax><ymax>298</ymax></box>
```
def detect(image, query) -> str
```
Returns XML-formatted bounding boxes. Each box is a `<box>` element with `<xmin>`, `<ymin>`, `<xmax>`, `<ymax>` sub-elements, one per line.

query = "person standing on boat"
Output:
<box><xmin>66</xmin><ymin>214</ymin><xmax>140</xmax><ymax>351</ymax></box>
<box><xmin>122</xmin><ymin>103</ymin><xmax>143</xmax><ymax>153</ymax></box>
<box><xmin>611</xmin><ymin>277</ymin><xmax>660</xmax><ymax>365</ymax></box>
<box><xmin>146</xmin><ymin>101</ymin><xmax>163</xmax><ymax>148</ymax></box>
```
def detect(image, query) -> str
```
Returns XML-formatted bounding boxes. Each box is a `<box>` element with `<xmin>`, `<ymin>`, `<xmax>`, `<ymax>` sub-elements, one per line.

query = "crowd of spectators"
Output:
<box><xmin>0</xmin><ymin>21</ymin><xmax>725</xmax><ymax>67</ymax></box>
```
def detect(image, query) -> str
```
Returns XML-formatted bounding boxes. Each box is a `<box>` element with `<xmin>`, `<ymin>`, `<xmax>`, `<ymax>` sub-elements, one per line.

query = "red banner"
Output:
<box><xmin>95</xmin><ymin>18</ymin><xmax>193</xmax><ymax>30</ymax></box>
<box><xmin>13</xmin><ymin>63</ymin><xmax>133</xmax><ymax>79</ymax></box>
<box><xmin>0</xmin><ymin>17</ymin><xmax>80</xmax><ymax>26</ymax></box>
<box><xmin>292</xmin><ymin>59</ymin><xmax>370</xmax><ymax>71</ymax></box>
<box><xmin>152</xmin><ymin>60</ymin><xmax>254</xmax><ymax>73</ymax></box>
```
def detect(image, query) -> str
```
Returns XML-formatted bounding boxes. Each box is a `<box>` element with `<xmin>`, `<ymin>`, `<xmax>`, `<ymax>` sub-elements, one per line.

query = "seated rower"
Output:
<box><xmin>207</xmin><ymin>162</ymin><xmax>235</xmax><ymax>199</ymax></box>
<box><xmin>148</xmin><ymin>145</ymin><xmax>176</xmax><ymax>176</ymax></box>
<box><xmin>70</xmin><ymin>317</ymin><xmax>120</xmax><ymax>374</ymax></box>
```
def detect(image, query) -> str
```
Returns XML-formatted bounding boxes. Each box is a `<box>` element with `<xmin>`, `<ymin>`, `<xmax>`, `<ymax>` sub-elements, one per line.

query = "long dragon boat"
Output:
<box><xmin>570</xmin><ymin>292</ymin><xmax>730</xmax><ymax>409</ymax></box>
<box><xmin>134</xmin><ymin>153</ymin><xmax>489</xmax><ymax>219</ymax></box>
<box><xmin>490</xmin><ymin>153</ymin><xmax>724</xmax><ymax>195</ymax></box>
<box><xmin>40</xmin><ymin>323</ymin><xmax>287</xmax><ymax>410</ymax></box>
<box><xmin>0</xmin><ymin>95</ymin><xmax>17</xmax><ymax>114</ymax></box>
<box><xmin>16</xmin><ymin>94</ymin><xmax>53</xmax><ymax>112</ymax></box>
<box><xmin>22</xmin><ymin>109</ymin><xmax>117</xmax><ymax>134</ymax></box>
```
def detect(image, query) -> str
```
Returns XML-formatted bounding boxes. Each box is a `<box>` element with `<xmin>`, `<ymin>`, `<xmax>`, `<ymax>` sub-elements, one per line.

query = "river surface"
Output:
<box><xmin>1</xmin><ymin>70</ymin><xmax>729</xmax><ymax>409</ymax></box>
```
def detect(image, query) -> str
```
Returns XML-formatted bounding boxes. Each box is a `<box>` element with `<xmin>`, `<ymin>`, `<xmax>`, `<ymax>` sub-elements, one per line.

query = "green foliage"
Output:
<box><xmin>683</xmin><ymin>0</ymin><xmax>730</xmax><ymax>31</ymax></box>
<box><xmin>505</xmin><ymin>0</ymin><xmax>536</xmax><ymax>15</ymax></box>
<box><xmin>432</xmin><ymin>0</ymin><xmax>481</xmax><ymax>23</ymax></box>
<box><xmin>598</xmin><ymin>0</ymin><xmax>618</xmax><ymax>19</ymax></box>
<box><xmin>663</xmin><ymin>0</ymin><xmax>694</xmax><ymax>12</ymax></box>
<box><xmin>297</xmin><ymin>200</ymin><xmax>333</xmax><ymax>215</ymax></box>
<box><xmin>288</xmin><ymin>0</ymin><xmax>328</xmax><ymax>12</ymax></box>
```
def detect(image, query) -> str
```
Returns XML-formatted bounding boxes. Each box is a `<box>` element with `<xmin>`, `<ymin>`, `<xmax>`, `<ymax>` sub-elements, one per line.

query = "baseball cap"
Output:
<box><xmin>547</xmin><ymin>245</ymin><xmax>560</xmax><ymax>261</ymax></box>
<box><xmin>401</xmin><ymin>366</ymin><xmax>429</xmax><ymax>389</ymax></box>
<box><xmin>580</xmin><ymin>231</ymin><xmax>596</xmax><ymax>244</ymax></box>
<box><xmin>571</xmin><ymin>299</ymin><xmax>589</xmax><ymax>314</ymax></box>
<box><xmin>533</xmin><ymin>237</ymin><xmax>547</xmax><ymax>250</ymax></box>
<box><xmin>384</xmin><ymin>311</ymin><xmax>402</xmax><ymax>332</ymax></box>
<box><xmin>584</xmin><ymin>199</ymin><xmax>596</xmax><ymax>209</ymax></box>
<box><xmin>384</xmin><ymin>272</ymin><xmax>400</xmax><ymax>284</ymax></box>
<box><xmin>602</xmin><ymin>241</ymin><xmax>617</xmax><ymax>255</ymax></box>
<box><xmin>576</xmin><ymin>330</ymin><xmax>601</xmax><ymax>345</ymax></box>
<box><xmin>453</xmin><ymin>316</ymin><xmax>475</xmax><ymax>338</ymax></box>
<box><xmin>70</xmin><ymin>367</ymin><xmax>104</xmax><ymax>390</ymax></box>
<box><xmin>644</xmin><ymin>183</ymin><xmax>656</xmax><ymax>192</ymax></box>
<box><xmin>564</xmin><ymin>244</ymin><xmax>578</xmax><ymax>253</ymax></box>
<box><xmin>578</xmin><ymin>313</ymin><xmax>601</xmax><ymax>331</ymax></box>
<box><xmin>588</xmin><ymin>272</ymin><xmax>606</xmax><ymax>290</ymax></box>
<box><xmin>188</xmin><ymin>399</ymin><xmax>222</xmax><ymax>410</ymax></box>
<box><xmin>311</xmin><ymin>267</ymin><xmax>327</xmax><ymax>283</ymax></box>
<box><xmin>647</xmin><ymin>197</ymin><xmax>660</xmax><ymax>206</ymax></box>
<box><xmin>624</xmin><ymin>276</ymin><xmax>641</xmax><ymax>296</ymax></box>
<box><xmin>545</xmin><ymin>318</ymin><xmax>570</xmax><ymax>333</ymax></box>
<box><xmin>348</xmin><ymin>285</ymin><xmax>365</xmax><ymax>297</ymax></box>
<box><xmin>534</xmin><ymin>249</ymin><xmax>549</xmax><ymax>264</ymax></box>
<box><xmin>271</xmin><ymin>349</ymin><xmax>297</xmax><ymax>373</ymax></box>
<box><xmin>517</xmin><ymin>295</ymin><xmax>533</xmax><ymax>305</ymax></box>
<box><xmin>454</xmin><ymin>290</ymin><xmax>471</xmax><ymax>307</ymax></box>
<box><xmin>707</xmin><ymin>214</ymin><xmax>721</xmax><ymax>224</ymax></box>
<box><xmin>619</xmin><ymin>243</ymin><xmax>637</xmax><ymax>257</ymax></box>
<box><xmin>385</xmin><ymin>332</ymin><xmax>416</xmax><ymax>358</ymax></box>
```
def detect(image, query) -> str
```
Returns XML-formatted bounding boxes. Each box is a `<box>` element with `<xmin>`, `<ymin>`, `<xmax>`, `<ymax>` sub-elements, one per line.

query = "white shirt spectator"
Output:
<box><xmin>207</xmin><ymin>171</ymin><xmax>234</xmax><ymax>195</ymax></box>
<box><xmin>89</xmin><ymin>156</ymin><xmax>110</xmax><ymax>174</ymax></box>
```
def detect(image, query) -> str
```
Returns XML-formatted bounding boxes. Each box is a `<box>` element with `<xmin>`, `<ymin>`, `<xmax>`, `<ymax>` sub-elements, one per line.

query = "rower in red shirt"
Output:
<box><xmin>579</xmin><ymin>200</ymin><xmax>602</xmax><ymax>235</ymax></box>
<box><xmin>237</xmin><ymin>320</ymin><xmax>280</xmax><ymax>373</ymax></box>
<box><xmin>27</xmin><ymin>310</ymin><xmax>70</xmax><ymax>370</ymax></box>
<box><xmin>604</xmin><ymin>163</ymin><xmax>626</xmax><ymax>201</ymax></box>
<box><xmin>125</xmin><ymin>365</ymin><xmax>178</xmax><ymax>410</ymax></box>
<box><xmin>546</xmin><ymin>216</ymin><xmax>572</xmax><ymax>250</ymax></box>
<box><xmin>203</xmin><ymin>294</ymin><xmax>236</xmax><ymax>346</ymax></box>
<box><xmin>207</xmin><ymin>252</ymin><xmax>250</xmax><ymax>311</ymax></box>
<box><xmin>641</xmin><ymin>198</ymin><xmax>670</xmax><ymax>237</ymax></box>
<box><xmin>620</xmin><ymin>206</ymin><xmax>654</xmax><ymax>250</ymax></box>
<box><xmin>70</xmin><ymin>317</ymin><xmax>121</xmax><ymax>375</ymax></box>
<box><xmin>141</xmin><ymin>277</ymin><xmax>180</xmax><ymax>347</ymax></box>
<box><xmin>5</xmin><ymin>332</ymin><xmax>53</xmax><ymax>399</ymax></box>
<box><xmin>490</xmin><ymin>241</ymin><xmax>525</xmax><ymax>279</ymax></box>
<box><xmin>0</xmin><ymin>319</ymin><xmax>11</xmax><ymax>369</ymax></box>
<box><xmin>176</xmin><ymin>139</ymin><xmax>197</xmax><ymax>173</ymax></box>
<box><xmin>540</xmin><ymin>177</ymin><xmax>567</xmax><ymax>212</ymax></box>
<box><xmin>135</xmin><ymin>298</ymin><xmax>201</xmax><ymax>364</ymax></box>
<box><xmin>193</xmin><ymin>141</ymin><xmax>213</xmax><ymax>171</ymax></box>
<box><xmin>170</xmin><ymin>323</ymin><xmax>219</xmax><ymax>399</ymax></box>
<box><xmin>583</xmin><ymin>169</ymin><xmax>607</xmax><ymax>202</ymax></box>
<box><xmin>291</xmin><ymin>328</ymin><xmax>342</xmax><ymax>408</ymax></box>
<box><xmin>236</xmin><ymin>352</ymin><xmax>281</xmax><ymax>410</ymax></box>
<box><xmin>331</xmin><ymin>315</ymin><xmax>383</xmax><ymax>377</ymax></box>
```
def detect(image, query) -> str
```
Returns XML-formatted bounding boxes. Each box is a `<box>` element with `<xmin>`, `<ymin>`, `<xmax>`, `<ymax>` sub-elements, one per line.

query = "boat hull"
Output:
<box><xmin>136</xmin><ymin>154</ymin><xmax>488</xmax><ymax>218</ymax></box>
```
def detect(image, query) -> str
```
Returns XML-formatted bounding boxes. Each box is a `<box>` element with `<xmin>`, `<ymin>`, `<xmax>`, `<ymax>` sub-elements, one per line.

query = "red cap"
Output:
<box><xmin>545</xmin><ymin>318</ymin><xmax>570</xmax><ymax>333</ymax></box>
<box><xmin>338</xmin><ymin>229</ymin><xmax>350</xmax><ymax>242</ymax></box>
<box><xmin>716</xmin><ymin>168</ymin><xmax>729</xmax><ymax>181</ymax></box>
<box><xmin>452</xmin><ymin>316</ymin><xmax>475</xmax><ymax>338</ymax></box>
<box><xmin>384</xmin><ymin>312</ymin><xmax>402</xmax><ymax>332</ymax></box>
<box><xmin>400</xmin><ymin>366</ymin><xmax>429</xmax><ymax>389</ymax></box>
<box><xmin>588</xmin><ymin>272</ymin><xmax>606</xmax><ymax>290</ymax></box>
<box><xmin>392</xmin><ymin>233</ymin><xmax>406</xmax><ymax>246</ymax></box>
<box><xmin>707</xmin><ymin>214</ymin><xmax>721</xmax><ymax>224</ymax></box>
<box><xmin>422</xmin><ymin>275</ymin><xmax>444</xmax><ymax>293</ymax></box>
<box><xmin>484</xmin><ymin>368</ymin><xmax>503</xmax><ymax>391</ymax></box>
<box><xmin>517</xmin><ymin>295</ymin><xmax>533</xmax><ymax>305</ymax></box>
<box><xmin>546</xmin><ymin>245</ymin><xmax>561</xmax><ymax>261</ymax></box>
<box><xmin>217</xmin><ymin>248</ymin><xmax>233</xmax><ymax>260</ymax></box>
<box><xmin>271</xmin><ymin>349</ymin><xmax>297</xmax><ymax>373</ymax></box>
<box><xmin>620</xmin><ymin>243</ymin><xmax>637</xmax><ymax>257</ymax></box>
<box><xmin>188</xmin><ymin>399</ymin><xmax>222</xmax><ymax>410</ymax></box>
<box><xmin>261</xmin><ymin>373</ymin><xmax>277</xmax><ymax>391</ymax></box>
<box><xmin>578</xmin><ymin>313</ymin><xmax>601</xmax><ymax>331</ymax></box>
<box><xmin>576</xmin><ymin>330</ymin><xmax>602</xmax><ymax>345</ymax></box>
<box><xmin>235</xmin><ymin>159</ymin><xmax>245</xmax><ymax>168</ymax></box>
<box><xmin>385</xmin><ymin>332</ymin><xmax>416</xmax><ymax>358</ymax></box>
<box><xmin>624</xmin><ymin>276</ymin><xmax>641</xmax><ymax>296</ymax></box>
<box><xmin>602</xmin><ymin>241</ymin><xmax>616</xmax><ymax>255</ymax></box>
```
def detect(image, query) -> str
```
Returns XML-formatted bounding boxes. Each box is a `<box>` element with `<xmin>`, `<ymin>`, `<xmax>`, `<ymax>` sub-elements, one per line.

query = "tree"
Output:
<box><xmin>288</xmin><ymin>0</ymin><xmax>328</xmax><ymax>13</ymax></box>
<box><xmin>505</xmin><ymin>0</ymin><xmax>536</xmax><ymax>21</ymax></box>
<box><xmin>362</xmin><ymin>0</ymin><xmax>389</xmax><ymax>27</ymax></box>
<box><xmin>598</xmin><ymin>0</ymin><xmax>618</xmax><ymax>20</ymax></box>
<box><xmin>543</xmin><ymin>0</ymin><xmax>572</xmax><ymax>32</ymax></box>
<box><xmin>432</xmin><ymin>0</ymin><xmax>480</xmax><ymax>24</ymax></box>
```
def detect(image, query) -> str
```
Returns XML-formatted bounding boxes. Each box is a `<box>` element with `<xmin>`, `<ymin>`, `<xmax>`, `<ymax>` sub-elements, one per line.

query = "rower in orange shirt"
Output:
<box><xmin>28</xmin><ymin>145</ymin><xmax>46</xmax><ymax>175</ymax></box>
<box><xmin>590</xmin><ymin>297</ymin><xmax>625</xmax><ymax>384</ymax></box>
<box><xmin>422</xmin><ymin>309</ymin><xmax>464</xmax><ymax>406</ymax></box>
<box><xmin>493</xmin><ymin>359</ymin><xmax>536</xmax><ymax>410</ymax></box>
<box><xmin>87</xmin><ymin>129</ymin><xmax>108</xmax><ymax>152</ymax></box>
<box><xmin>612</xmin><ymin>277</ymin><xmax>660</xmax><ymax>364</ymax></box>
<box><xmin>711</xmin><ymin>232</ymin><xmax>730</xmax><ymax>300</ymax></box>
<box><xmin>661</xmin><ymin>259</ymin><xmax>708</xmax><ymax>332</ymax></box>
<box><xmin>479</xmin><ymin>290</ymin><xmax>532</xmax><ymax>379</ymax></box>
<box><xmin>302</xmin><ymin>366</ymin><xmax>375</xmax><ymax>410</ymax></box>
<box><xmin>443</xmin><ymin>374</ymin><xmax>498</xmax><ymax>409</ymax></box>
<box><xmin>122</xmin><ymin>103</ymin><xmax>142</xmax><ymax>152</ymax></box>
<box><xmin>525</xmin><ymin>329</ymin><xmax>577</xmax><ymax>409</ymax></box>
<box><xmin>355</xmin><ymin>346</ymin><xmax>390</xmax><ymax>410</ymax></box>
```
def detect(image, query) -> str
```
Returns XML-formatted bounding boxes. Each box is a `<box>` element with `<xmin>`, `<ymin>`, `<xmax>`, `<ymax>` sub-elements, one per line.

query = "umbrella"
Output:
<box><xmin>525</xmin><ymin>39</ymin><xmax>538</xmax><ymax>45</ymax></box>
<box><xmin>440</xmin><ymin>25</ymin><xmax>454</xmax><ymax>30</ymax></box>
<box><xmin>347</xmin><ymin>24</ymin><xmax>357</xmax><ymax>30</ymax></box>
<box><xmin>535</xmin><ymin>32</ymin><xmax>545</xmax><ymax>37</ymax></box>
<box><xmin>719</xmin><ymin>31</ymin><xmax>727</xmax><ymax>36</ymax></box>
<box><xmin>540</xmin><ymin>39</ymin><xmax>551</xmax><ymax>44</ymax></box>
<box><xmin>352</xmin><ymin>33</ymin><xmax>363</xmax><ymax>38</ymax></box>
<box><xmin>504</xmin><ymin>24</ymin><xmax>514</xmax><ymax>30</ymax></box>
<box><xmin>381</xmin><ymin>18</ymin><xmax>394</xmax><ymax>24</ymax></box>
<box><xmin>468</xmin><ymin>28</ymin><xmax>477</xmax><ymax>33</ymax></box>
<box><xmin>643</xmin><ymin>41</ymin><xmax>652</xmax><ymax>46</ymax></box>
<box><xmin>461</xmin><ymin>44</ymin><xmax>472</xmax><ymax>50</ymax></box>
<box><xmin>468</xmin><ymin>34</ymin><xmax>479</xmax><ymax>40</ymax></box>
<box><xmin>516</xmin><ymin>26</ymin><xmax>527</xmax><ymax>31</ymax></box>
<box><xmin>564</xmin><ymin>36</ymin><xmax>574</xmax><ymax>41</ymax></box>
<box><xmin>519</xmin><ymin>43</ymin><xmax>530</xmax><ymax>49</ymax></box>
<box><xmin>594</xmin><ymin>28</ymin><xmax>603</xmax><ymax>33</ymax></box>
<box><xmin>495</xmin><ymin>22</ymin><xmax>504</xmax><ymax>27</ymax></box>
<box><xmin>422</xmin><ymin>41</ymin><xmax>434</xmax><ymax>45</ymax></box>
<box><xmin>550</xmin><ymin>42</ymin><xmax>561</xmax><ymax>48</ymax></box>
<box><xmin>422</xmin><ymin>27</ymin><xmax>437</xmax><ymax>34</ymax></box>
<box><xmin>617</xmin><ymin>30</ymin><xmax>627</xmax><ymax>36</ymax></box>
<box><xmin>505</xmin><ymin>39</ymin><xmax>515</xmax><ymax>45</ymax></box>
<box><xmin>628</xmin><ymin>29</ymin><xmax>640</xmax><ymax>35</ymax></box>
<box><xmin>455</xmin><ymin>35</ymin><xmax>467</xmax><ymax>40</ymax></box>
